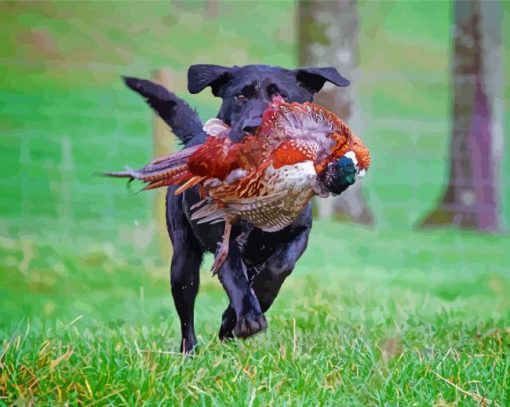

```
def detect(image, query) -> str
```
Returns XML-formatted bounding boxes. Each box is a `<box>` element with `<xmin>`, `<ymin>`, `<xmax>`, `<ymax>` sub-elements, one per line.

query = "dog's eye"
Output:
<box><xmin>235</xmin><ymin>94</ymin><xmax>246</xmax><ymax>102</ymax></box>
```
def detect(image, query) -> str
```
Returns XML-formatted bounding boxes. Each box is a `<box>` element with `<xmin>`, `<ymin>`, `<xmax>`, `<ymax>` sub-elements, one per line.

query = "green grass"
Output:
<box><xmin>1</xmin><ymin>1</ymin><xmax>510</xmax><ymax>404</ymax></box>
<box><xmin>2</xmin><ymin>224</ymin><xmax>510</xmax><ymax>405</ymax></box>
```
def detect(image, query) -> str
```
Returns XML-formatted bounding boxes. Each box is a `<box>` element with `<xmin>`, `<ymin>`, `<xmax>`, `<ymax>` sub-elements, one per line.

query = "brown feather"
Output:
<box><xmin>174</xmin><ymin>176</ymin><xmax>207</xmax><ymax>195</ymax></box>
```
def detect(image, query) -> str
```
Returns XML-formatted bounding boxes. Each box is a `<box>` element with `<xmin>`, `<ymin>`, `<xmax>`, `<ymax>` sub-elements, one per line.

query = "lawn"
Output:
<box><xmin>1</xmin><ymin>1</ymin><xmax>510</xmax><ymax>404</ymax></box>
<box><xmin>1</xmin><ymin>223</ymin><xmax>509</xmax><ymax>405</ymax></box>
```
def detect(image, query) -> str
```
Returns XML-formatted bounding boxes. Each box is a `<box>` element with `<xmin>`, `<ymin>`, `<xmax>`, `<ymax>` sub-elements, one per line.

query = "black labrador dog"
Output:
<box><xmin>123</xmin><ymin>64</ymin><xmax>351</xmax><ymax>352</ymax></box>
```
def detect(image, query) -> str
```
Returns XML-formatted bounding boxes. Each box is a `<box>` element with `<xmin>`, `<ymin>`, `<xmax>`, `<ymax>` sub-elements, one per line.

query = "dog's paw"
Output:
<box><xmin>233</xmin><ymin>314</ymin><xmax>267</xmax><ymax>338</ymax></box>
<box><xmin>219</xmin><ymin>328</ymin><xmax>235</xmax><ymax>342</ymax></box>
<box><xmin>180</xmin><ymin>335</ymin><xmax>198</xmax><ymax>354</ymax></box>
<box><xmin>219</xmin><ymin>307</ymin><xmax>237</xmax><ymax>341</ymax></box>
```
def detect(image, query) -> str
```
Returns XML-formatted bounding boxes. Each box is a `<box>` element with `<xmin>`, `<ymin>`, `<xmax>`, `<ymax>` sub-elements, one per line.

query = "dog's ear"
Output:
<box><xmin>293</xmin><ymin>67</ymin><xmax>350</xmax><ymax>94</ymax></box>
<box><xmin>187</xmin><ymin>64</ymin><xmax>233</xmax><ymax>96</ymax></box>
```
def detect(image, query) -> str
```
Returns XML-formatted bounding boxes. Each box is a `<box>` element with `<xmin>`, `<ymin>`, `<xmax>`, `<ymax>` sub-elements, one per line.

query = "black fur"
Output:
<box><xmin>124</xmin><ymin>64</ymin><xmax>349</xmax><ymax>352</ymax></box>
<box><xmin>123</xmin><ymin>76</ymin><xmax>205</xmax><ymax>146</ymax></box>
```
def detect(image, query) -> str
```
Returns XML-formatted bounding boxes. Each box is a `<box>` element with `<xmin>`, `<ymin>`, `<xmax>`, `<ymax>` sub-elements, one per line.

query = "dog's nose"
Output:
<box><xmin>242</xmin><ymin>118</ymin><xmax>262</xmax><ymax>133</ymax></box>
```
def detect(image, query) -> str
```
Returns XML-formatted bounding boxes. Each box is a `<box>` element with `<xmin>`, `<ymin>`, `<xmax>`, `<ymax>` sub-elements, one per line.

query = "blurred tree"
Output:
<box><xmin>204</xmin><ymin>0</ymin><xmax>219</xmax><ymax>18</ymax></box>
<box><xmin>419</xmin><ymin>0</ymin><xmax>504</xmax><ymax>232</ymax></box>
<box><xmin>298</xmin><ymin>0</ymin><xmax>374</xmax><ymax>224</ymax></box>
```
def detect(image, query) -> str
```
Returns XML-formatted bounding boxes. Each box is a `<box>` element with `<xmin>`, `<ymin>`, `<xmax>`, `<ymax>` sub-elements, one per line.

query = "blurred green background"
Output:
<box><xmin>1</xmin><ymin>0</ymin><xmax>508</xmax><ymax>239</ymax></box>
<box><xmin>0</xmin><ymin>1</ymin><xmax>509</xmax><ymax>403</ymax></box>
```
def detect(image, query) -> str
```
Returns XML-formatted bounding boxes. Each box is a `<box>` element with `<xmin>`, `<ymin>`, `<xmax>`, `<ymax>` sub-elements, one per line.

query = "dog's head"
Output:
<box><xmin>187</xmin><ymin>64</ymin><xmax>349</xmax><ymax>141</ymax></box>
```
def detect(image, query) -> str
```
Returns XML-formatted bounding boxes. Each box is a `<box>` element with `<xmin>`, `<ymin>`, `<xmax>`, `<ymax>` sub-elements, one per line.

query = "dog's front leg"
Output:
<box><xmin>251</xmin><ymin>228</ymin><xmax>310</xmax><ymax>313</ymax></box>
<box><xmin>216</xmin><ymin>238</ymin><xmax>267</xmax><ymax>339</ymax></box>
<box><xmin>167</xmin><ymin>191</ymin><xmax>204</xmax><ymax>354</ymax></box>
<box><xmin>170</xmin><ymin>244</ymin><xmax>202</xmax><ymax>353</ymax></box>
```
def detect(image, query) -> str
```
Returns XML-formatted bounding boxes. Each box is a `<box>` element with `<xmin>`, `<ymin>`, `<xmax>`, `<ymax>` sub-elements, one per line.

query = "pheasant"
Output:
<box><xmin>106</xmin><ymin>97</ymin><xmax>371</xmax><ymax>273</ymax></box>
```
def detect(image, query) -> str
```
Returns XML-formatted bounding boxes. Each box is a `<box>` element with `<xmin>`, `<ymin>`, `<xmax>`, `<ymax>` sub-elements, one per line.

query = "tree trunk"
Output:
<box><xmin>419</xmin><ymin>0</ymin><xmax>504</xmax><ymax>232</ymax></box>
<box><xmin>152</xmin><ymin>69</ymin><xmax>175</xmax><ymax>260</ymax></box>
<box><xmin>298</xmin><ymin>0</ymin><xmax>374</xmax><ymax>224</ymax></box>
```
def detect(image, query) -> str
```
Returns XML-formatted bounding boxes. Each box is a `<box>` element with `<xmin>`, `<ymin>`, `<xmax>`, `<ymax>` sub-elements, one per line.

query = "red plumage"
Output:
<box><xmin>105</xmin><ymin>98</ymin><xmax>371</xmax><ymax>273</ymax></box>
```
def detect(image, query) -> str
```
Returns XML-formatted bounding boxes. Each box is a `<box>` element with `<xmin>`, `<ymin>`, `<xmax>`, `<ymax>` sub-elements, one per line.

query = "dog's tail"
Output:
<box><xmin>123</xmin><ymin>76</ymin><xmax>205</xmax><ymax>146</ymax></box>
